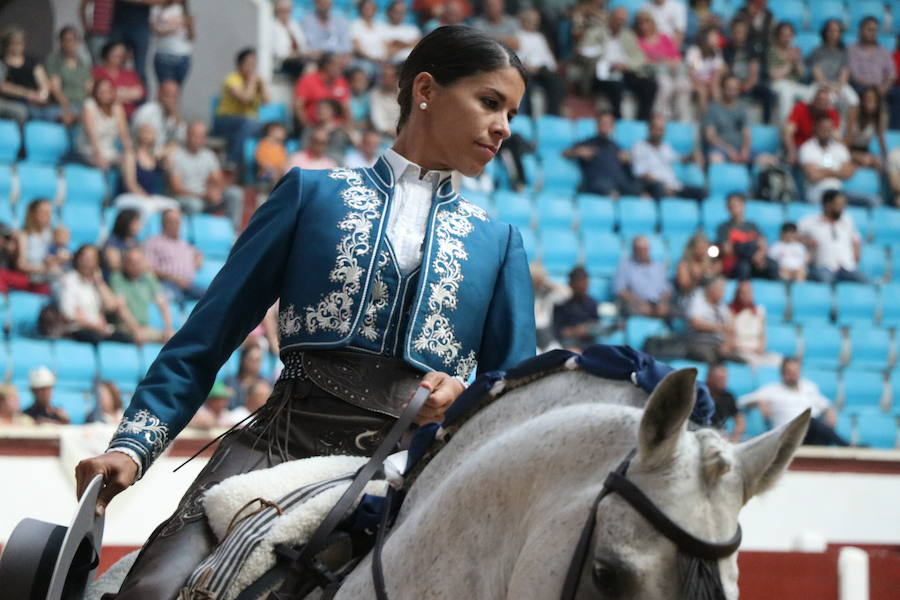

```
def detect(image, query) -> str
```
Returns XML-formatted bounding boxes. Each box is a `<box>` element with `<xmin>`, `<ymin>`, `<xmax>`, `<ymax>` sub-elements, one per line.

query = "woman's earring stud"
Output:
<box><xmin>419</xmin><ymin>102</ymin><xmax>428</xmax><ymax>110</ymax></box>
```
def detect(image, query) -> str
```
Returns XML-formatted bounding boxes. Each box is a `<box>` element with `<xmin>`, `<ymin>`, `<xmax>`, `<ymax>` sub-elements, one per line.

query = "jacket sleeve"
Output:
<box><xmin>475</xmin><ymin>224</ymin><xmax>537</xmax><ymax>375</ymax></box>
<box><xmin>106</xmin><ymin>169</ymin><xmax>304</xmax><ymax>475</ymax></box>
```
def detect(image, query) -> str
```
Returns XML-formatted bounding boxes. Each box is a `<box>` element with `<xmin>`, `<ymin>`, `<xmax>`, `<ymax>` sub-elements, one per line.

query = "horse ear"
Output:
<box><xmin>733</xmin><ymin>409</ymin><xmax>811</xmax><ymax>503</ymax></box>
<box><xmin>637</xmin><ymin>368</ymin><xmax>696</xmax><ymax>471</ymax></box>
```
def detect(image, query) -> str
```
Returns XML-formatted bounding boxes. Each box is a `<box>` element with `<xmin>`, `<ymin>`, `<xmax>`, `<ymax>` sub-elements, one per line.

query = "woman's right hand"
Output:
<box><xmin>75</xmin><ymin>452</ymin><xmax>140</xmax><ymax>516</ymax></box>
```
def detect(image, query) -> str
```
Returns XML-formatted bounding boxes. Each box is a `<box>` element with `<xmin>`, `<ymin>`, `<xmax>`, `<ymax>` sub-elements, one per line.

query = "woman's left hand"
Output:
<box><xmin>413</xmin><ymin>372</ymin><xmax>466</xmax><ymax>426</ymax></box>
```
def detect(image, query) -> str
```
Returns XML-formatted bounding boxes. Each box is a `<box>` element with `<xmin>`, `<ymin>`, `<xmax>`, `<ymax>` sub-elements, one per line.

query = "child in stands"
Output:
<box><xmin>768</xmin><ymin>222</ymin><xmax>808</xmax><ymax>282</ymax></box>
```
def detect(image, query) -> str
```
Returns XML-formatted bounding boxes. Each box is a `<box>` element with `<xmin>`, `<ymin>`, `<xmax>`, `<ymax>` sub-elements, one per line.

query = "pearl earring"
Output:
<box><xmin>419</xmin><ymin>102</ymin><xmax>428</xmax><ymax>110</ymax></box>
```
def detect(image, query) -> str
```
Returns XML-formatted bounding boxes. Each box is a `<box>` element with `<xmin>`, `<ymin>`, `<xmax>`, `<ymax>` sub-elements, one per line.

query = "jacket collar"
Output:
<box><xmin>375</xmin><ymin>149</ymin><xmax>453</xmax><ymax>194</ymax></box>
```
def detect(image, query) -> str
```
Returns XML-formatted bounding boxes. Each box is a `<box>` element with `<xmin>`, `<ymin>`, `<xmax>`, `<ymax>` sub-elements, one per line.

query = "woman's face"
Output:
<box><xmin>76</xmin><ymin>247</ymin><xmax>99</xmax><ymax>275</ymax></box>
<box><xmin>243</xmin><ymin>347</ymin><xmax>263</xmax><ymax>375</ymax></box>
<box><xmin>33</xmin><ymin>201</ymin><xmax>52</xmax><ymax>228</ymax></box>
<box><xmin>691</xmin><ymin>236</ymin><xmax>709</xmax><ymax>258</ymax></box>
<box><xmin>137</xmin><ymin>124</ymin><xmax>157</xmax><ymax>147</ymax></box>
<box><xmin>239</xmin><ymin>53</ymin><xmax>257</xmax><ymax>77</ymax></box>
<box><xmin>106</xmin><ymin>43</ymin><xmax>126</xmax><ymax>68</ymax></box>
<box><xmin>635</xmin><ymin>14</ymin><xmax>654</xmax><ymax>36</ymax></box>
<box><xmin>95</xmin><ymin>79</ymin><xmax>116</xmax><ymax>105</ymax></box>
<box><xmin>825</xmin><ymin>21</ymin><xmax>841</xmax><ymax>45</ymax></box>
<box><xmin>5</xmin><ymin>32</ymin><xmax>25</xmax><ymax>56</ymax></box>
<box><xmin>863</xmin><ymin>89</ymin><xmax>879</xmax><ymax>113</ymax></box>
<box><xmin>703</xmin><ymin>29</ymin><xmax>718</xmax><ymax>48</ymax></box>
<box><xmin>128</xmin><ymin>216</ymin><xmax>142</xmax><ymax>238</ymax></box>
<box><xmin>416</xmin><ymin>67</ymin><xmax>525</xmax><ymax>177</ymax></box>
<box><xmin>777</xmin><ymin>25</ymin><xmax>793</xmax><ymax>46</ymax></box>
<box><xmin>737</xmin><ymin>281</ymin><xmax>753</xmax><ymax>305</ymax></box>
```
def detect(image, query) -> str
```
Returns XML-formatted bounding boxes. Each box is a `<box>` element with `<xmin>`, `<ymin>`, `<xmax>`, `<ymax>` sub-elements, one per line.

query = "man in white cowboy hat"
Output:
<box><xmin>22</xmin><ymin>366</ymin><xmax>70</xmax><ymax>425</ymax></box>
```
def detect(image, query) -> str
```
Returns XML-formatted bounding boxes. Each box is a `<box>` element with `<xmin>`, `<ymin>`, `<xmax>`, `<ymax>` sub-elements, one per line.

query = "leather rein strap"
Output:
<box><xmin>560</xmin><ymin>450</ymin><xmax>742</xmax><ymax>600</ymax></box>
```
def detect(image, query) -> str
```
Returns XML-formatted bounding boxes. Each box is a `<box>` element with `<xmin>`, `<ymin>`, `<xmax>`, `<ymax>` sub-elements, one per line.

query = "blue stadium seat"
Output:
<box><xmin>53</xmin><ymin>389</ymin><xmax>91</xmax><ymax>425</ymax></box>
<box><xmin>726</xmin><ymin>362</ymin><xmax>756</xmax><ymax>397</ymax></box>
<box><xmin>8</xmin><ymin>291</ymin><xmax>45</xmax><ymax>337</ymax></box>
<box><xmin>786</xmin><ymin>202</ymin><xmax>817</xmax><ymax>225</ymax></box>
<box><xmin>882</xmin><ymin>282</ymin><xmax>900</xmax><ymax>327</ymax></box>
<box><xmin>52</xmin><ymin>340</ymin><xmax>97</xmax><ymax>385</ymax></box>
<box><xmin>60</xmin><ymin>203</ymin><xmax>102</xmax><ymax>247</ymax></box>
<box><xmin>536</xmin><ymin>115</ymin><xmax>575</xmax><ymax>151</ymax></box>
<box><xmin>745</xmin><ymin>200</ymin><xmax>784</xmax><ymax>241</ymax></box>
<box><xmin>23</xmin><ymin>121</ymin><xmax>69</xmax><ymax>165</ymax></box>
<box><xmin>883</xmin><ymin>129</ymin><xmax>900</xmax><ymax>152</ymax></box>
<box><xmin>854</xmin><ymin>410</ymin><xmax>898</xmax><ymax>449</ymax></box>
<box><xmin>664</xmin><ymin>122</ymin><xmax>696</xmax><ymax>156</ymax></box>
<box><xmin>573</xmin><ymin>117</ymin><xmax>596</xmax><ymax>140</ymax></box>
<box><xmin>140</xmin><ymin>342</ymin><xmax>165</xmax><ymax>372</ymax></box>
<box><xmin>540</xmin><ymin>155</ymin><xmax>581</xmax><ymax>194</ymax></box>
<box><xmin>0</xmin><ymin>163</ymin><xmax>13</xmax><ymax>222</ymax></box>
<box><xmin>612</xmin><ymin>120</ymin><xmax>648</xmax><ymax>150</ymax></box>
<box><xmin>192</xmin><ymin>214</ymin><xmax>235</xmax><ymax>260</ymax></box>
<box><xmin>541</xmin><ymin>229</ymin><xmax>580</xmax><ymax>272</ymax></box>
<box><xmin>708</xmin><ymin>163</ymin><xmax>750</xmax><ymax>198</ymax></box>
<box><xmin>510</xmin><ymin>114</ymin><xmax>534</xmax><ymax>142</ymax></box>
<box><xmin>755</xmin><ymin>365</ymin><xmax>781</xmax><ymax>388</ymax></box>
<box><xmin>583</xmin><ymin>231</ymin><xmax>623</xmax><ymax>278</ymax></box>
<box><xmin>8</xmin><ymin>338</ymin><xmax>54</xmax><ymax>385</ymax></box>
<box><xmin>844</xmin><ymin>168</ymin><xmax>881</xmax><ymax>199</ymax></box>
<box><xmin>495</xmin><ymin>191</ymin><xmax>533</xmax><ymax>230</ymax></box>
<box><xmin>741</xmin><ymin>407</ymin><xmax>769</xmax><ymax>439</ymax></box>
<box><xmin>749</xmin><ymin>125</ymin><xmax>780</xmax><ymax>155</ymax></box>
<box><xmin>463</xmin><ymin>190</ymin><xmax>492</xmax><ymax>214</ymax></box>
<box><xmin>857</xmin><ymin>245</ymin><xmax>885</xmax><ymax>281</ymax></box>
<box><xmin>806</xmin><ymin>367</ymin><xmax>839</xmax><ymax>402</ymax></box>
<box><xmin>790</xmin><ymin>281</ymin><xmax>833</xmax><ymax>325</ymax></box>
<box><xmin>753</xmin><ymin>280</ymin><xmax>789</xmax><ymax>322</ymax></box>
<box><xmin>849</xmin><ymin>1</ymin><xmax>885</xmax><ymax>32</ymax></box>
<box><xmin>842</xmin><ymin>368</ymin><xmax>885</xmax><ymax>411</ymax></box>
<box><xmin>701</xmin><ymin>197</ymin><xmax>730</xmax><ymax>236</ymax></box>
<box><xmin>607</xmin><ymin>0</ymin><xmax>645</xmax><ymax>16</ymax></box>
<box><xmin>257</xmin><ymin>102</ymin><xmax>289</xmax><ymax>124</ymax></box>
<box><xmin>63</xmin><ymin>164</ymin><xmax>106</xmax><ymax>207</ymax></box>
<box><xmin>519</xmin><ymin>227</ymin><xmax>538</xmax><ymax>262</ymax></box>
<box><xmin>803</xmin><ymin>324</ymin><xmax>844</xmax><ymax>370</ymax></box>
<box><xmin>769</xmin><ymin>0</ymin><xmax>806</xmax><ymax>30</ymax></box>
<box><xmin>659</xmin><ymin>197</ymin><xmax>700</xmax><ymax>236</ymax></box>
<box><xmin>535</xmin><ymin>193</ymin><xmax>575</xmax><ymax>230</ymax></box>
<box><xmin>835</xmin><ymin>411</ymin><xmax>854</xmax><ymax>445</ymax></box>
<box><xmin>576</xmin><ymin>194</ymin><xmax>616</xmax><ymax>234</ymax></box>
<box><xmin>16</xmin><ymin>163</ymin><xmax>58</xmax><ymax>205</ymax></box>
<box><xmin>617</xmin><ymin>196</ymin><xmax>658</xmax><ymax>236</ymax></box>
<box><xmin>710</xmin><ymin>0</ymin><xmax>736</xmax><ymax>20</ymax></box>
<box><xmin>872</xmin><ymin>206</ymin><xmax>900</xmax><ymax>246</ymax></box>
<box><xmin>98</xmin><ymin>342</ymin><xmax>142</xmax><ymax>387</ymax></box>
<box><xmin>194</xmin><ymin>258</ymin><xmax>226</xmax><ymax>289</ymax></box>
<box><xmin>589</xmin><ymin>275</ymin><xmax>612</xmax><ymax>302</ymax></box>
<box><xmin>0</xmin><ymin>119</ymin><xmax>20</xmax><ymax>163</ymax></box>
<box><xmin>810</xmin><ymin>1</ymin><xmax>846</xmax><ymax>31</ymax></box>
<box><xmin>795</xmin><ymin>31</ymin><xmax>820</xmax><ymax>57</ymax></box>
<box><xmin>846</xmin><ymin>205</ymin><xmax>871</xmax><ymax>240</ymax></box>
<box><xmin>836</xmin><ymin>282</ymin><xmax>879</xmax><ymax>326</ymax></box>
<box><xmin>668</xmin><ymin>359</ymin><xmax>709</xmax><ymax>381</ymax></box>
<box><xmin>644</xmin><ymin>233</ymin><xmax>668</xmax><ymax>264</ymax></box>
<box><xmin>847</xmin><ymin>325</ymin><xmax>893</xmax><ymax>370</ymax></box>
<box><xmin>766</xmin><ymin>323</ymin><xmax>800</xmax><ymax>356</ymax></box>
<box><xmin>626</xmin><ymin>316</ymin><xmax>667</xmax><ymax>349</ymax></box>
<box><xmin>665</xmin><ymin>233</ymin><xmax>692</xmax><ymax>262</ymax></box>
<box><xmin>673</xmin><ymin>163</ymin><xmax>705</xmax><ymax>189</ymax></box>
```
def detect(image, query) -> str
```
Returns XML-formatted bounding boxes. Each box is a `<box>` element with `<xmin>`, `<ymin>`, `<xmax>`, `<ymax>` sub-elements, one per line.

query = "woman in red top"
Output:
<box><xmin>635</xmin><ymin>11</ymin><xmax>691</xmax><ymax>121</ymax></box>
<box><xmin>91</xmin><ymin>41</ymin><xmax>145</xmax><ymax>118</ymax></box>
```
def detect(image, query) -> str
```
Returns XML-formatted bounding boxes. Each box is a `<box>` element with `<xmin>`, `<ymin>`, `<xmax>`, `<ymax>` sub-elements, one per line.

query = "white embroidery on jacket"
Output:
<box><xmin>278</xmin><ymin>303</ymin><xmax>303</xmax><ymax>337</ymax></box>
<box><xmin>305</xmin><ymin>169</ymin><xmax>383</xmax><ymax>335</ymax></box>
<box><xmin>114</xmin><ymin>409</ymin><xmax>170</xmax><ymax>461</ymax></box>
<box><xmin>454</xmin><ymin>350</ymin><xmax>478</xmax><ymax>381</ymax></box>
<box><xmin>359</xmin><ymin>251</ymin><xmax>391</xmax><ymax>341</ymax></box>
<box><xmin>412</xmin><ymin>200</ymin><xmax>487</xmax><ymax>367</ymax></box>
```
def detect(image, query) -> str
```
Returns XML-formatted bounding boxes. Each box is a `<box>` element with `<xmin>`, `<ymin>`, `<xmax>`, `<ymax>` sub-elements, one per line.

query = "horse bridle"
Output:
<box><xmin>560</xmin><ymin>449</ymin><xmax>743</xmax><ymax>600</ymax></box>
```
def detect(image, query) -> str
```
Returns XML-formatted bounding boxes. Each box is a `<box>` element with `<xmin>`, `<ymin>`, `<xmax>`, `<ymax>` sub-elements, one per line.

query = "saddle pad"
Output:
<box><xmin>184</xmin><ymin>455</ymin><xmax>387</xmax><ymax>600</ymax></box>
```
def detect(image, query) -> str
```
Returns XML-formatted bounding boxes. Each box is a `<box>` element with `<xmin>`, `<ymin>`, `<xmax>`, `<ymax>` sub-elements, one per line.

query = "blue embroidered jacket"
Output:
<box><xmin>108</xmin><ymin>159</ymin><xmax>537</xmax><ymax>474</ymax></box>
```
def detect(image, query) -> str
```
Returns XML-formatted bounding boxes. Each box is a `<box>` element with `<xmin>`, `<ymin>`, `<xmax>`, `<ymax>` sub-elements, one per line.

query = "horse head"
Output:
<box><xmin>575</xmin><ymin>369</ymin><xmax>810</xmax><ymax>600</ymax></box>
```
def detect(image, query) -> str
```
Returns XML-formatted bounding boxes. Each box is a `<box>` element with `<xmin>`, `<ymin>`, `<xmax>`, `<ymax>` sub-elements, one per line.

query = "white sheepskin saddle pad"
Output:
<box><xmin>181</xmin><ymin>455</ymin><xmax>388</xmax><ymax>600</ymax></box>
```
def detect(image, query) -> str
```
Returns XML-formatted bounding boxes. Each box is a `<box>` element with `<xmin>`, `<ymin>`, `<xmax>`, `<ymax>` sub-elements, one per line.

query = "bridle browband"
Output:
<box><xmin>560</xmin><ymin>450</ymin><xmax>743</xmax><ymax>600</ymax></box>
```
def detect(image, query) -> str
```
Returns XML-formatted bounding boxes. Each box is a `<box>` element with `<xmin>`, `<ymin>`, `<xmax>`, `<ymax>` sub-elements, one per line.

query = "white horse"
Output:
<box><xmin>89</xmin><ymin>369</ymin><xmax>809</xmax><ymax>599</ymax></box>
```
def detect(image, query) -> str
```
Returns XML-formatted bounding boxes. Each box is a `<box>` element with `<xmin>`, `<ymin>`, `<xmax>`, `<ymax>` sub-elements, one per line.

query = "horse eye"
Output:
<box><xmin>592</xmin><ymin>561</ymin><xmax>621</xmax><ymax>594</ymax></box>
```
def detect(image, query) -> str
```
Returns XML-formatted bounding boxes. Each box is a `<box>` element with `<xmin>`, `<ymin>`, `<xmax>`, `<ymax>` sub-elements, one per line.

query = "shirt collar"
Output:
<box><xmin>383</xmin><ymin>148</ymin><xmax>451</xmax><ymax>190</ymax></box>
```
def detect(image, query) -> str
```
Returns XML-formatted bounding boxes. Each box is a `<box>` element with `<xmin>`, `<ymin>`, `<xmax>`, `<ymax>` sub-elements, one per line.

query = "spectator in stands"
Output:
<box><xmin>888</xmin><ymin>144</ymin><xmax>900</xmax><ymax>205</ymax></box>
<box><xmin>79</xmin><ymin>0</ymin><xmax>115</xmax><ymax>61</ymax></box>
<box><xmin>767</xmin><ymin>22</ymin><xmax>809</xmax><ymax>125</ymax></box>
<box><xmin>734</xmin><ymin>0</ymin><xmax>774</xmax><ymax>58</ymax></box>
<box><xmin>213</xmin><ymin>48</ymin><xmax>268</xmax><ymax>171</ymax></box>
<box><xmin>294</xmin><ymin>52</ymin><xmax>350</xmax><ymax>130</ymax></box>
<box><xmin>729</xmin><ymin>279</ymin><xmax>780</xmax><ymax>367</ymax></box>
<box><xmin>472</xmin><ymin>0</ymin><xmax>521</xmax><ymax>51</ymax></box>
<box><xmin>301</xmin><ymin>0</ymin><xmax>352</xmax><ymax>57</ymax></box>
<box><xmin>685</xmin><ymin>26</ymin><xmax>725</xmax><ymax>115</ymax></box>
<box><xmin>254</xmin><ymin>121</ymin><xmax>289</xmax><ymax>183</ymax></box>
<box><xmin>685</xmin><ymin>276</ymin><xmax>739</xmax><ymax>364</ymax></box>
<box><xmin>86</xmin><ymin>381</ymin><xmax>123</xmax><ymax>424</ymax></box>
<box><xmin>348</xmin><ymin>68</ymin><xmax>372</xmax><ymax>127</ymax></box>
<box><xmin>614</xmin><ymin>235</ymin><xmax>672</xmax><ymax>317</ymax></box>
<box><xmin>799</xmin><ymin>114</ymin><xmax>856</xmax><ymax>204</ymax></box>
<box><xmin>57</xmin><ymin>244</ymin><xmax>127</xmax><ymax>343</ymax></box>
<box><xmin>351</xmin><ymin>0</ymin><xmax>388</xmax><ymax>73</ymax></box>
<box><xmin>383</xmin><ymin>1</ymin><xmax>422</xmax><ymax>63</ymax></box>
<box><xmin>131</xmin><ymin>79</ymin><xmax>186</xmax><ymax>154</ymax></box>
<box><xmin>23</xmin><ymin>366</ymin><xmax>69</xmax><ymax>425</ymax></box>
<box><xmin>516</xmin><ymin>9</ymin><xmax>564</xmax><ymax>117</ymax></box>
<box><xmin>46</xmin><ymin>26</ymin><xmax>92</xmax><ymax>128</ymax></box>
<box><xmin>768</xmin><ymin>222</ymin><xmax>808</xmax><ymax>282</ymax></box>
<box><xmin>115</xmin><ymin>123</ymin><xmax>180</xmax><ymax>220</ymax></box>
<box><xmin>0</xmin><ymin>27</ymin><xmax>57</xmax><ymax>123</ymax></box>
<box><xmin>48</xmin><ymin>225</ymin><xmax>73</xmax><ymax>274</ymax></box>
<box><xmin>798</xmin><ymin>189</ymin><xmax>866</xmax><ymax>284</ymax></box>
<box><xmin>189</xmin><ymin>381</ymin><xmax>235</xmax><ymax>429</ymax></box>
<box><xmin>107</xmin><ymin>0</ymin><xmax>153</xmax><ymax>86</ymax></box>
<box><xmin>286</xmin><ymin>125</ymin><xmax>338</xmax><ymax>170</ymax></box>
<box><xmin>809</xmin><ymin>19</ymin><xmax>859</xmax><ymax>113</ymax></box>
<box><xmin>723</xmin><ymin>16</ymin><xmax>773</xmax><ymax>123</ymax></box>
<box><xmin>311</xmin><ymin>98</ymin><xmax>356</xmax><ymax>163</ymax></box>
<box><xmin>226</xmin><ymin>380</ymin><xmax>272</xmax><ymax>426</ymax></box>
<box><xmin>10</xmin><ymin>199</ymin><xmax>54</xmax><ymax>293</ymax></box>
<box><xmin>370</xmin><ymin>62</ymin><xmax>402</xmax><ymax>137</ymax></box>
<box><xmin>344</xmin><ymin>129</ymin><xmax>382</xmax><ymax>169</ymax></box>
<box><xmin>704</xmin><ymin>75</ymin><xmax>750</xmax><ymax>164</ymax></box>
<box><xmin>889</xmin><ymin>33</ymin><xmax>900</xmax><ymax>129</ymax></box>
<box><xmin>0</xmin><ymin>383</ymin><xmax>33</xmax><ymax>426</ymax></box>
<box><xmin>563</xmin><ymin>110</ymin><xmax>643</xmax><ymax>197</ymax></box>
<box><xmin>675</xmin><ymin>232</ymin><xmax>721</xmax><ymax>302</ymax></box>
<box><xmin>150</xmin><ymin>0</ymin><xmax>194</xmax><ymax>87</ymax></box>
<box><xmin>92</xmin><ymin>41</ymin><xmax>145</xmax><ymax>118</ymax></box>
<box><xmin>740</xmin><ymin>356</ymin><xmax>849</xmax><ymax>446</ymax></box>
<box><xmin>169</xmin><ymin>121</ymin><xmax>244</xmax><ymax>226</ymax></box>
<box><xmin>635</xmin><ymin>11</ymin><xmax>691</xmax><ymax>122</ymax></box>
<box><xmin>632</xmin><ymin>113</ymin><xmax>706</xmax><ymax>201</ymax></box>
<box><xmin>531</xmin><ymin>262</ymin><xmax>571</xmax><ymax>351</ymax></box>
<box><xmin>223</xmin><ymin>343</ymin><xmax>270</xmax><ymax>410</ymax></box>
<box><xmin>271</xmin><ymin>0</ymin><xmax>309</xmax><ymax>79</ymax></box>
<box><xmin>641</xmin><ymin>0</ymin><xmax>687</xmax><ymax>48</ymax></box>
<box><xmin>553</xmin><ymin>266</ymin><xmax>600</xmax><ymax>352</ymax></box>
<box><xmin>143</xmin><ymin>208</ymin><xmax>205</xmax><ymax>303</ymax></box>
<box><xmin>706</xmin><ymin>363</ymin><xmax>744</xmax><ymax>442</ymax></box>
<box><xmin>783</xmin><ymin>87</ymin><xmax>840</xmax><ymax>166</ymax></box>
<box><xmin>581</xmin><ymin>6</ymin><xmax>657</xmax><ymax>121</ymax></box>
<box><xmin>102</xmin><ymin>208</ymin><xmax>141</xmax><ymax>275</ymax></box>
<box><xmin>716</xmin><ymin>193</ymin><xmax>777</xmax><ymax>280</ymax></box>
<box><xmin>110</xmin><ymin>246</ymin><xmax>174</xmax><ymax>343</ymax></box>
<box><xmin>848</xmin><ymin>17</ymin><xmax>895</xmax><ymax>98</ymax></box>
<box><xmin>77</xmin><ymin>78</ymin><xmax>131</xmax><ymax>171</ymax></box>
<box><xmin>844</xmin><ymin>87</ymin><xmax>887</xmax><ymax>169</ymax></box>
<box><xmin>422</xmin><ymin>0</ymin><xmax>470</xmax><ymax>33</ymax></box>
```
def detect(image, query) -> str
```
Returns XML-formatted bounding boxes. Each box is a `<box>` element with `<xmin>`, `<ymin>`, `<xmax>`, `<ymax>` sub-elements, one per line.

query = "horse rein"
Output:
<box><xmin>560</xmin><ymin>449</ymin><xmax>743</xmax><ymax>600</ymax></box>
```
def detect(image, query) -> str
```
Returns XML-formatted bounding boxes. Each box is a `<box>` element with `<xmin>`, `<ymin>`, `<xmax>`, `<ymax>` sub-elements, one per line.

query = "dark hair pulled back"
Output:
<box><xmin>396</xmin><ymin>25</ymin><xmax>526</xmax><ymax>134</ymax></box>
